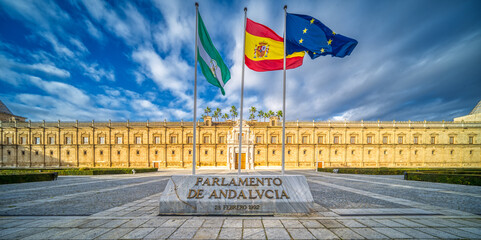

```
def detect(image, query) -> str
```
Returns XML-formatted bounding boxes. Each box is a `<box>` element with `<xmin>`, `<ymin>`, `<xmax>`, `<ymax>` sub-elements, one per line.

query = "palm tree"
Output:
<box><xmin>267</xmin><ymin>110</ymin><xmax>275</xmax><ymax>119</ymax></box>
<box><xmin>258</xmin><ymin>110</ymin><xmax>265</xmax><ymax>122</ymax></box>
<box><xmin>249</xmin><ymin>106</ymin><xmax>256</xmax><ymax>115</ymax></box>
<box><xmin>249</xmin><ymin>113</ymin><xmax>256</xmax><ymax>121</ymax></box>
<box><xmin>276</xmin><ymin>110</ymin><xmax>283</xmax><ymax>118</ymax></box>
<box><xmin>213</xmin><ymin>108</ymin><xmax>221</xmax><ymax>121</ymax></box>
<box><xmin>230</xmin><ymin>105</ymin><xmax>238</xmax><ymax>121</ymax></box>
<box><xmin>222</xmin><ymin>113</ymin><xmax>229</xmax><ymax>121</ymax></box>
<box><xmin>264</xmin><ymin>112</ymin><xmax>269</xmax><ymax>121</ymax></box>
<box><xmin>204</xmin><ymin>107</ymin><xmax>211</xmax><ymax>117</ymax></box>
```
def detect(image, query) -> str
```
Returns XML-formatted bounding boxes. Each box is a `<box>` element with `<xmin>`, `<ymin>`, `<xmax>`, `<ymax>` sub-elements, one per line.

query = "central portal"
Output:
<box><xmin>235</xmin><ymin>153</ymin><xmax>246</xmax><ymax>169</ymax></box>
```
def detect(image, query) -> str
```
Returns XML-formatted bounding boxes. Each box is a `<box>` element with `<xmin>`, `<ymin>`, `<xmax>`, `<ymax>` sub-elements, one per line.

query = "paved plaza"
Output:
<box><xmin>0</xmin><ymin>169</ymin><xmax>480</xmax><ymax>239</ymax></box>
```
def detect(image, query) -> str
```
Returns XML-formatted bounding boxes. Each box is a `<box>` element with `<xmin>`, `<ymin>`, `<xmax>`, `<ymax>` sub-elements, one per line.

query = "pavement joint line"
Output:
<box><xmin>294</xmin><ymin>170</ymin><xmax>481</xmax><ymax>198</ymax></box>
<box><xmin>0</xmin><ymin>175</ymin><xmax>163</xmax><ymax>195</ymax></box>
<box><xmin>0</xmin><ymin>178</ymin><xmax>169</xmax><ymax>211</ymax></box>
<box><xmin>306</xmin><ymin>178</ymin><xmax>477</xmax><ymax>217</ymax></box>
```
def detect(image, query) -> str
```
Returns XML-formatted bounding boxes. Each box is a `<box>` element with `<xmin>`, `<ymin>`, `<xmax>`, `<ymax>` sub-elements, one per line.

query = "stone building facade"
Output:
<box><xmin>1</xmin><ymin>115</ymin><xmax>480</xmax><ymax>169</ymax></box>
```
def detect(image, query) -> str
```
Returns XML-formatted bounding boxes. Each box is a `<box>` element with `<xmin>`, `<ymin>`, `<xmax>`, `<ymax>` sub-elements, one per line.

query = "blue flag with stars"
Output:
<box><xmin>286</xmin><ymin>13</ymin><xmax>358</xmax><ymax>59</ymax></box>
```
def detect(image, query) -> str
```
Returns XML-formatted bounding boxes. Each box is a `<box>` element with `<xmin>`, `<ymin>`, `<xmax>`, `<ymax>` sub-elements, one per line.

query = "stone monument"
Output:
<box><xmin>159</xmin><ymin>175</ymin><xmax>314</xmax><ymax>215</ymax></box>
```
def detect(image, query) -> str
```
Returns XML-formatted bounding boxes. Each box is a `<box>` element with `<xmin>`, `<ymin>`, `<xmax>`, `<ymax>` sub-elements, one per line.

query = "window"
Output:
<box><xmin>116</xmin><ymin>137</ymin><xmax>122</xmax><ymax>144</ymax></box>
<box><xmin>431</xmin><ymin>137</ymin><xmax>436</xmax><ymax>144</ymax></box>
<box><xmin>287</xmin><ymin>136</ymin><xmax>292</xmax><ymax>144</ymax></box>
<box><xmin>288</xmin><ymin>150</ymin><xmax>291</xmax><ymax>154</ymax></box>
<box><xmin>155</xmin><ymin>150</ymin><xmax>159</xmax><ymax>155</ymax></box>
<box><xmin>135</xmin><ymin>137</ymin><xmax>141</xmax><ymax>144</ymax></box>
<box><xmin>352</xmin><ymin>150</ymin><xmax>355</xmax><ymax>154</ymax></box>
<box><xmin>21</xmin><ymin>150</ymin><xmax>25</xmax><ymax>155</ymax></box>
<box><xmin>469</xmin><ymin>136</ymin><xmax>473</xmax><ymax>144</ymax></box>
<box><xmin>50</xmin><ymin>150</ymin><xmax>53</xmax><ymax>155</ymax></box>
<box><xmin>65</xmin><ymin>137</ymin><xmax>72</xmax><ymax>144</ymax></box>
<box><xmin>170</xmin><ymin>136</ymin><xmax>177</xmax><ymax>144</ymax></box>
<box><xmin>219</xmin><ymin>136</ymin><xmax>225</xmax><ymax>143</ymax></box>
<box><xmin>367</xmin><ymin>136</ymin><xmax>372</xmax><ymax>144</ymax></box>
<box><xmin>220</xmin><ymin>150</ymin><xmax>224</xmax><ymax>155</ymax></box>
<box><xmin>257</xmin><ymin>150</ymin><xmax>260</xmax><ymax>154</ymax></box>
<box><xmin>136</xmin><ymin>150</ymin><xmax>140</xmax><ymax>155</ymax></box>
<box><xmin>350</xmin><ymin>136</ymin><xmax>356</xmax><ymax>144</ymax></box>
<box><xmin>203</xmin><ymin>136</ymin><xmax>209</xmax><ymax>144</ymax></box>
<box><xmin>49</xmin><ymin>137</ymin><xmax>55</xmax><ymax>145</ymax></box>
<box><xmin>117</xmin><ymin>151</ymin><xmax>121</xmax><ymax>155</ymax></box>
<box><xmin>155</xmin><ymin>136</ymin><xmax>161</xmax><ymax>144</ymax></box>
<box><xmin>414</xmin><ymin>150</ymin><xmax>417</xmax><ymax>155</ymax></box>
<box><xmin>67</xmin><ymin>151</ymin><xmax>70</xmax><ymax>155</ymax></box>
<box><xmin>172</xmin><ymin>150</ymin><xmax>175</xmax><ymax>154</ymax></box>
<box><xmin>35</xmin><ymin>151</ymin><xmax>39</xmax><ymax>155</ymax></box>
<box><xmin>99</xmin><ymin>137</ymin><xmax>105</xmax><ymax>144</ymax></box>
<box><xmin>450</xmin><ymin>150</ymin><xmax>454</xmax><ymax>155</ymax></box>
<box><xmin>318</xmin><ymin>150</ymin><xmax>322</xmax><ymax>154</ymax></box>
<box><xmin>20</xmin><ymin>137</ymin><xmax>26</xmax><ymax>144</ymax></box>
<box><xmin>100</xmin><ymin>150</ymin><xmax>103</xmax><ymax>155</ymax></box>
<box><xmin>6</xmin><ymin>137</ymin><xmax>12</xmax><ymax>144</ymax></box>
<box><xmin>318</xmin><ymin>136</ymin><xmax>323</xmax><ymax>144</ymax></box>
<box><xmin>413</xmin><ymin>136</ymin><xmax>419</xmax><ymax>144</ymax></box>
<box><xmin>83</xmin><ymin>150</ymin><xmax>87</xmax><ymax>155</ymax></box>
<box><xmin>188</xmin><ymin>150</ymin><xmax>191</xmax><ymax>155</ymax></box>
<box><xmin>384</xmin><ymin>150</ymin><xmax>387</xmax><ymax>155</ymax></box>
<box><xmin>449</xmin><ymin>136</ymin><xmax>454</xmax><ymax>144</ymax></box>
<box><xmin>83</xmin><ymin>137</ymin><xmax>89</xmax><ymax>144</ymax></box>
<box><xmin>204</xmin><ymin>150</ymin><xmax>208</xmax><ymax>155</ymax></box>
<box><xmin>7</xmin><ymin>150</ymin><xmax>10</xmax><ymax>155</ymax></box>
<box><xmin>399</xmin><ymin>150</ymin><xmax>402</xmax><ymax>154</ymax></box>
<box><xmin>271</xmin><ymin>136</ymin><xmax>277</xmax><ymax>144</ymax></box>
<box><xmin>303</xmin><ymin>150</ymin><xmax>307</xmax><ymax>154</ymax></box>
<box><xmin>302</xmin><ymin>136</ymin><xmax>308</xmax><ymax>144</ymax></box>
<box><xmin>432</xmin><ymin>150</ymin><xmax>435</xmax><ymax>155</ymax></box>
<box><xmin>334</xmin><ymin>150</ymin><xmax>337</xmax><ymax>155</ymax></box>
<box><xmin>187</xmin><ymin>136</ymin><xmax>193</xmax><ymax>144</ymax></box>
<box><xmin>368</xmin><ymin>150</ymin><xmax>371</xmax><ymax>155</ymax></box>
<box><xmin>383</xmin><ymin>136</ymin><xmax>388</xmax><ymax>144</ymax></box>
<box><xmin>272</xmin><ymin>150</ymin><xmax>276</xmax><ymax>155</ymax></box>
<box><xmin>256</xmin><ymin>136</ymin><xmax>262</xmax><ymax>144</ymax></box>
<box><xmin>333</xmin><ymin>136</ymin><xmax>339</xmax><ymax>144</ymax></box>
<box><xmin>398</xmin><ymin>136</ymin><xmax>403</xmax><ymax>144</ymax></box>
<box><xmin>34</xmin><ymin>137</ymin><xmax>40</xmax><ymax>145</ymax></box>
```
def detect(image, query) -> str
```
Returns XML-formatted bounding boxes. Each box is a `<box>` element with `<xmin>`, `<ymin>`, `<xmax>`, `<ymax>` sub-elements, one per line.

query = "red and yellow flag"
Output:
<box><xmin>245</xmin><ymin>18</ymin><xmax>305</xmax><ymax>72</ymax></box>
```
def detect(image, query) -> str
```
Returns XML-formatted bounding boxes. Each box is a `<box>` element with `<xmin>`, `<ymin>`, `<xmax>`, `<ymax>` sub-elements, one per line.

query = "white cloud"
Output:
<box><xmin>80</xmin><ymin>0</ymin><xmax>151</xmax><ymax>46</ymax></box>
<box><xmin>29</xmin><ymin>63</ymin><xmax>70</xmax><ymax>78</ymax></box>
<box><xmin>27</xmin><ymin>77</ymin><xmax>90</xmax><ymax>106</ymax></box>
<box><xmin>79</xmin><ymin>62</ymin><xmax>115</xmax><ymax>82</ymax></box>
<box><xmin>132</xmin><ymin>47</ymin><xmax>191</xmax><ymax>101</ymax></box>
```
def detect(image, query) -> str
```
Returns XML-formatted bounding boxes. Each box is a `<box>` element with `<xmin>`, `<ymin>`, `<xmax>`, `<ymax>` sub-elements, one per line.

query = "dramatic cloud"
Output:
<box><xmin>0</xmin><ymin>0</ymin><xmax>480</xmax><ymax>122</ymax></box>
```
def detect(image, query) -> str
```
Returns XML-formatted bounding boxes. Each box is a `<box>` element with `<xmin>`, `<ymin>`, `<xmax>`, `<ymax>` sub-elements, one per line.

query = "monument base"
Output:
<box><xmin>159</xmin><ymin>175</ymin><xmax>314</xmax><ymax>215</ymax></box>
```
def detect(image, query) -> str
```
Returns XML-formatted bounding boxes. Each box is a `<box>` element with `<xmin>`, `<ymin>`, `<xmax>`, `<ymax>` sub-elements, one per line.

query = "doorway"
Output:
<box><xmin>234</xmin><ymin>153</ymin><xmax>246</xmax><ymax>169</ymax></box>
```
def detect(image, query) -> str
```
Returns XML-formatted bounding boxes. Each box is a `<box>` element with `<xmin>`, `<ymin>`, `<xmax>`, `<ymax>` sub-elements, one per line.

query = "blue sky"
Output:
<box><xmin>1</xmin><ymin>0</ymin><xmax>480</xmax><ymax>122</ymax></box>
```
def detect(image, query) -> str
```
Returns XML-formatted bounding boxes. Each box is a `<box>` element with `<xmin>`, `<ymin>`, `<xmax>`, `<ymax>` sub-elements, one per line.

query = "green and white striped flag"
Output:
<box><xmin>197</xmin><ymin>12</ymin><xmax>231</xmax><ymax>95</ymax></box>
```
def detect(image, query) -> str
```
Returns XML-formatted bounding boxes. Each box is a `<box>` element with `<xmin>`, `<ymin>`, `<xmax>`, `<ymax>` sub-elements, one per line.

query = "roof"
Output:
<box><xmin>469</xmin><ymin>100</ymin><xmax>481</xmax><ymax>115</ymax></box>
<box><xmin>0</xmin><ymin>100</ymin><xmax>13</xmax><ymax>115</ymax></box>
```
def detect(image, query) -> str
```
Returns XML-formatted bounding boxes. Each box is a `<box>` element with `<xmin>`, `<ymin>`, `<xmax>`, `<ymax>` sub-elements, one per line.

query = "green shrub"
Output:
<box><xmin>0</xmin><ymin>172</ymin><xmax>57</xmax><ymax>184</ymax></box>
<box><xmin>404</xmin><ymin>172</ymin><xmax>481</xmax><ymax>186</ymax></box>
<box><xmin>316</xmin><ymin>168</ymin><xmax>481</xmax><ymax>175</ymax></box>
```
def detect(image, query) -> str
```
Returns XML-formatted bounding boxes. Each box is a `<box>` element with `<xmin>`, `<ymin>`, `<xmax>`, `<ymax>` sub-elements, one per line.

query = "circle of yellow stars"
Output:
<box><xmin>298</xmin><ymin>18</ymin><xmax>336</xmax><ymax>55</ymax></box>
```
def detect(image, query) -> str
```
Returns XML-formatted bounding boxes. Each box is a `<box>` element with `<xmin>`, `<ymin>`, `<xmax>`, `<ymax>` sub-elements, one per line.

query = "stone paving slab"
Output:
<box><xmin>1</xmin><ymin>170</ymin><xmax>481</xmax><ymax>239</ymax></box>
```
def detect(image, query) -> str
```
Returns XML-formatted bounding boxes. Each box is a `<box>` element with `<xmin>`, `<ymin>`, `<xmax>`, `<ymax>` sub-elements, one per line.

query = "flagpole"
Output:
<box><xmin>281</xmin><ymin>5</ymin><xmax>287</xmax><ymax>175</ymax></box>
<box><xmin>238</xmin><ymin>7</ymin><xmax>247</xmax><ymax>175</ymax></box>
<box><xmin>192</xmin><ymin>2</ymin><xmax>199</xmax><ymax>175</ymax></box>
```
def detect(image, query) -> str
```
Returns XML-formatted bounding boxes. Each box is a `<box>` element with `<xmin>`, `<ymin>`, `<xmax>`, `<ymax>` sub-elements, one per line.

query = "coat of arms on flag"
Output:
<box><xmin>254</xmin><ymin>41</ymin><xmax>269</xmax><ymax>58</ymax></box>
